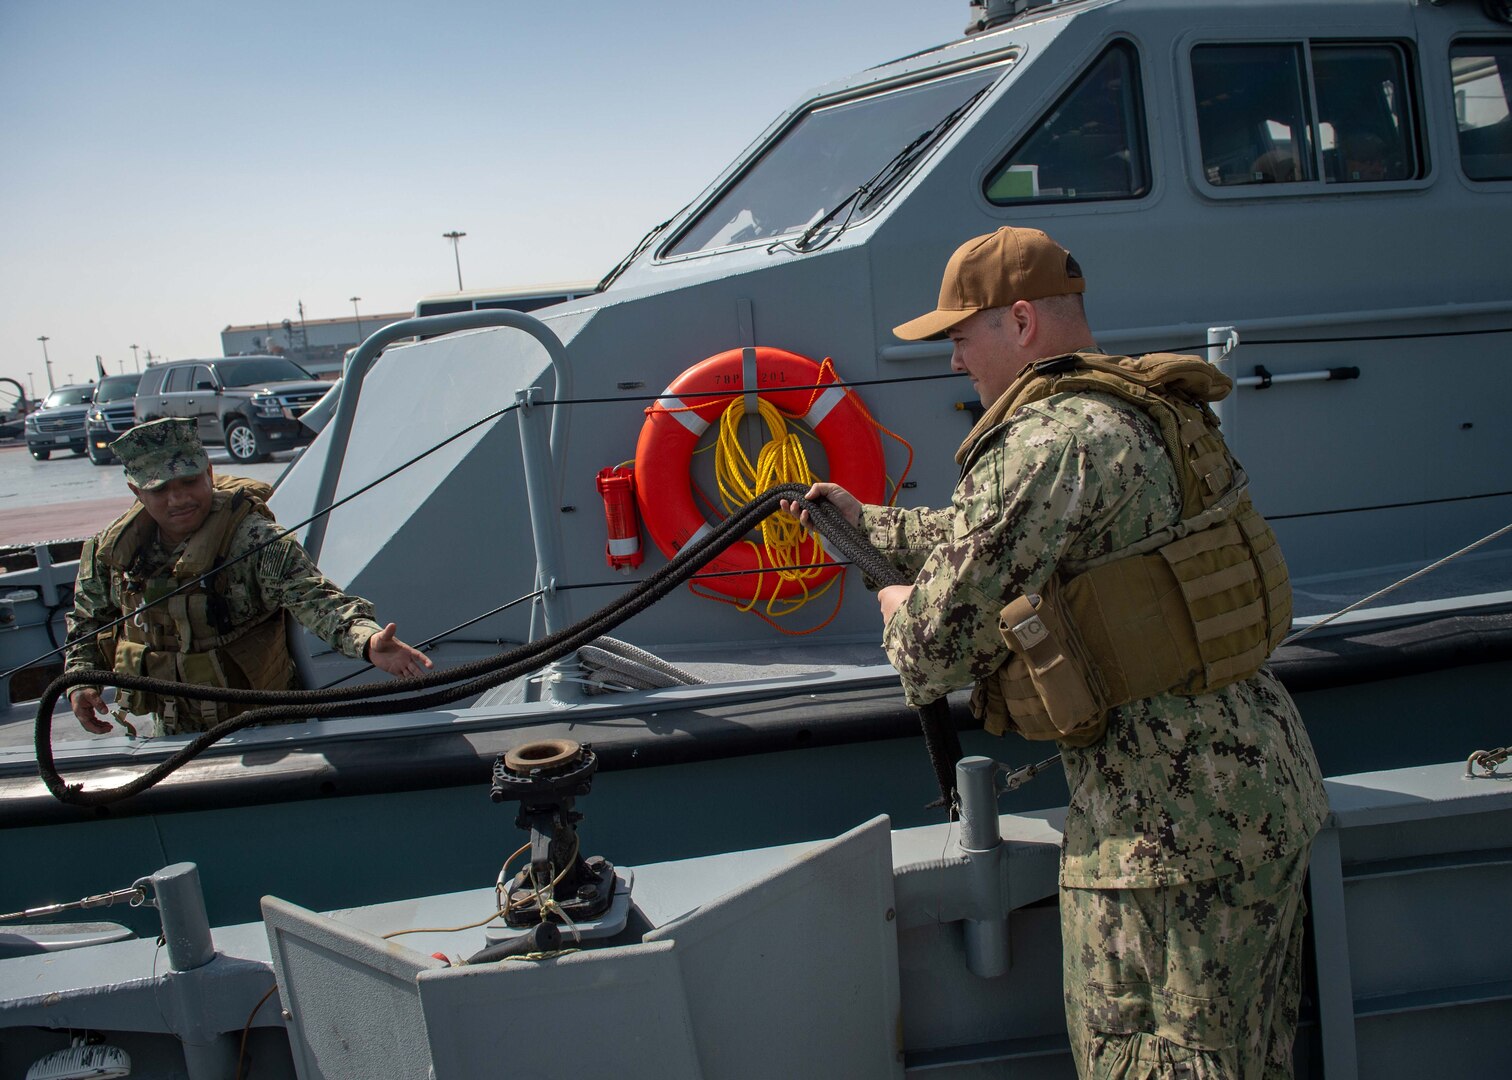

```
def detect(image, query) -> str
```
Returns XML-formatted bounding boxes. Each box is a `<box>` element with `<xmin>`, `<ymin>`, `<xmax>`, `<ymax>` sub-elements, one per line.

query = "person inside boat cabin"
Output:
<box><xmin>788</xmin><ymin>226</ymin><xmax>1328</xmax><ymax>1079</ymax></box>
<box><xmin>63</xmin><ymin>417</ymin><xmax>430</xmax><ymax>736</ymax></box>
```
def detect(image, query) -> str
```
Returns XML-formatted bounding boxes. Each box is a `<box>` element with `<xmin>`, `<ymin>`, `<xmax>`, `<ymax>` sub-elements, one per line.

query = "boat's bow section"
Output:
<box><xmin>3</xmin><ymin>756</ymin><xmax>1509</xmax><ymax>1078</ymax></box>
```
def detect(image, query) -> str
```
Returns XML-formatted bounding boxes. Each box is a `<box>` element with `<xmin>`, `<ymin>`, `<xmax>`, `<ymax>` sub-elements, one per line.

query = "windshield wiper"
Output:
<box><xmin>596</xmin><ymin>198</ymin><xmax>695</xmax><ymax>293</ymax></box>
<box><xmin>774</xmin><ymin>81</ymin><xmax>996</xmax><ymax>256</ymax></box>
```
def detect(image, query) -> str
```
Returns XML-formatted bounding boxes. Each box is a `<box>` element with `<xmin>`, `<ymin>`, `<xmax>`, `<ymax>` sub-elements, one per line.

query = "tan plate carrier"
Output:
<box><xmin>965</xmin><ymin>352</ymin><xmax>1292</xmax><ymax>748</ymax></box>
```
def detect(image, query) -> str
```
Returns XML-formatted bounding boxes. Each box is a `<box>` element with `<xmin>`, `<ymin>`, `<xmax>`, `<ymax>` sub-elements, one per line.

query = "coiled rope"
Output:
<box><xmin>36</xmin><ymin>485</ymin><xmax>964</xmax><ymax>813</ymax></box>
<box><xmin>712</xmin><ymin>394</ymin><xmax>832</xmax><ymax>615</ymax></box>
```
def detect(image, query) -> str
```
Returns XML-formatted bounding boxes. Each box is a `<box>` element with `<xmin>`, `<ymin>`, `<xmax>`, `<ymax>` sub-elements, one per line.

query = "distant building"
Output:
<box><xmin>220</xmin><ymin>311</ymin><xmax>409</xmax><ymax>378</ymax></box>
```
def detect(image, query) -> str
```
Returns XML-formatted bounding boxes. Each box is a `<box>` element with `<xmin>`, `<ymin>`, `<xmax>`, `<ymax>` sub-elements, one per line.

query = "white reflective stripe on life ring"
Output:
<box><xmin>657</xmin><ymin>395</ymin><xmax>709</xmax><ymax>437</ymax></box>
<box><xmin>800</xmin><ymin>385</ymin><xmax>848</xmax><ymax>429</ymax></box>
<box><xmin>685</xmin><ymin>521</ymin><xmax>715</xmax><ymax>549</ymax></box>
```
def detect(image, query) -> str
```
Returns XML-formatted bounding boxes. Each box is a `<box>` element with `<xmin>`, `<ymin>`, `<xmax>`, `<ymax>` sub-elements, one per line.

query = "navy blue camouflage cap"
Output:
<box><xmin>112</xmin><ymin>418</ymin><xmax>211</xmax><ymax>490</ymax></box>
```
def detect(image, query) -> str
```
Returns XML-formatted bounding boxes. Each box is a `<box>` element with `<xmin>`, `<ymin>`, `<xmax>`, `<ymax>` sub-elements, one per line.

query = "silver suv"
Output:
<box><xmin>135</xmin><ymin>356</ymin><xmax>330</xmax><ymax>464</ymax></box>
<box><xmin>25</xmin><ymin>384</ymin><xmax>94</xmax><ymax>461</ymax></box>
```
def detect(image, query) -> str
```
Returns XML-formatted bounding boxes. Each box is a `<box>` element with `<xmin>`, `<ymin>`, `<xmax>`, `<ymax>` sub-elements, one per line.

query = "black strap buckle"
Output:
<box><xmin>1033</xmin><ymin>354</ymin><xmax>1080</xmax><ymax>375</ymax></box>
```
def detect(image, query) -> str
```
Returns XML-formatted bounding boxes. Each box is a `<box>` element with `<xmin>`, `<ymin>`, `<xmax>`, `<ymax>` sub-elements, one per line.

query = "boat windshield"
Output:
<box><xmin>219</xmin><ymin>358</ymin><xmax>314</xmax><ymax>386</ymax></box>
<box><xmin>665</xmin><ymin>64</ymin><xmax>1005</xmax><ymax>257</ymax></box>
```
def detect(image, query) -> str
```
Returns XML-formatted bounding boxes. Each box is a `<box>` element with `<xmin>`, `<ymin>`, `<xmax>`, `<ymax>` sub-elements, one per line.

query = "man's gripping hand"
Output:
<box><xmin>780</xmin><ymin>482</ymin><xmax>863</xmax><ymax>530</ymax></box>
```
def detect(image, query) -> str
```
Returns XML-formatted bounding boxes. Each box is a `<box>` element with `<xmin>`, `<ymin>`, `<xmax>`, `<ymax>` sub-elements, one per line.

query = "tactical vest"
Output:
<box><xmin>963</xmin><ymin>352</ymin><xmax>1292</xmax><ymax>748</ymax></box>
<box><xmin>92</xmin><ymin>475</ymin><xmax>296</xmax><ymax>733</ymax></box>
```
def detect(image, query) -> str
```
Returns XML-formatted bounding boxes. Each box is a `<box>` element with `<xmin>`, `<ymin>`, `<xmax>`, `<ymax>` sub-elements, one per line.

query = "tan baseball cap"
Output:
<box><xmin>893</xmin><ymin>226</ymin><xmax>1085</xmax><ymax>341</ymax></box>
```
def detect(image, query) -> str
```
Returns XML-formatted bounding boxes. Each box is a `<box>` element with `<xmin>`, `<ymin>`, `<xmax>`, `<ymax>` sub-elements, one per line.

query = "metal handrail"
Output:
<box><xmin>303</xmin><ymin>310</ymin><xmax>574</xmax><ymax>561</ymax></box>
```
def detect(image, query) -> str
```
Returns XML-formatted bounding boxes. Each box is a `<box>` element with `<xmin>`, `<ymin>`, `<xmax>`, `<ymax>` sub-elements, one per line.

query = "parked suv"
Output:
<box><xmin>25</xmin><ymin>384</ymin><xmax>94</xmax><ymax>460</ymax></box>
<box><xmin>135</xmin><ymin>356</ymin><xmax>330</xmax><ymax>464</ymax></box>
<box><xmin>85</xmin><ymin>372</ymin><xmax>143</xmax><ymax>465</ymax></box>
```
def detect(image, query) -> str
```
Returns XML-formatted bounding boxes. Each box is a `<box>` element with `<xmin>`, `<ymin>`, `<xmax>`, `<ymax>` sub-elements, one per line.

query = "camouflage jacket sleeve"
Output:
<box><xmin>857</xmin><ymin>504</ymin><xmax>955</xmax><ymax>579</ymax></box>
<box><xmin>880</xmin><ymin>405</ymin><xmax>1119</xmax><ymax>707</ymax></box>
<box><xmin>240</xmin><ymin>517</ymin><xmax>384</xmax><ymax>660</ymax></box>
<box><xmin>63</xmin><ymin>537</ymin><xmax>116</xmax><ymax>686</ymax></box>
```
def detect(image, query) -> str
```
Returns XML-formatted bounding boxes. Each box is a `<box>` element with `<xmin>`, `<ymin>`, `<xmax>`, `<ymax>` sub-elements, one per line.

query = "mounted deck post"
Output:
<box><xmin>957</xmin><ymin>756</ymin><xmax>1011</xmax><ymax>978</ymax></box>
<box><xmin>147</xmin><ymin>862</ymin><xmax>240</xmax><ymax>1079</ymax></box>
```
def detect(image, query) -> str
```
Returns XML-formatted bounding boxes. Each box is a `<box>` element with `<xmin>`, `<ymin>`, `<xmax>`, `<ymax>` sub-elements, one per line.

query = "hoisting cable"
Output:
<box><xmin>36</xmin><ymin>484</ymin><xmax>964</xmax><ymax>814</ymax></box>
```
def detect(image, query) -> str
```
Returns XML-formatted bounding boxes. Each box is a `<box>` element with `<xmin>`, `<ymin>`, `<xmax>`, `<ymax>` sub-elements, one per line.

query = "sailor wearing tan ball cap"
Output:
<box><xmin>789</xmin><ymin>226</ymin><xmax>1326</xmax><ymax>1079</ymax></box>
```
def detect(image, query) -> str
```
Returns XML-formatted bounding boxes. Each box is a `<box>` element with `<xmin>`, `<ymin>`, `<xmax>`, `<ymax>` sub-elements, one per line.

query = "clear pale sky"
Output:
<box><xmin>0</xmin><ymin>0</ymin><xmax>962</xmax><ymax>399</ymax></box>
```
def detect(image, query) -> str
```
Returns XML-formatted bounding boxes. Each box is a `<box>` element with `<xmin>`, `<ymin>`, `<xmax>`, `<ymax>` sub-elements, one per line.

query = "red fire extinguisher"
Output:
<box><xmin>595</xmin><ymin>465</ymin><xmax>643</xmax><ymax>571</ymax></box>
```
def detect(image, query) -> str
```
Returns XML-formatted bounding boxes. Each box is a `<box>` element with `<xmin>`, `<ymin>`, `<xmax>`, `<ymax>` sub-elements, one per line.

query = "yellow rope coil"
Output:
<box><xmin>713</xmin><ymin>396</ymin><xmax>835</xmax><ymax>615</ymax></box>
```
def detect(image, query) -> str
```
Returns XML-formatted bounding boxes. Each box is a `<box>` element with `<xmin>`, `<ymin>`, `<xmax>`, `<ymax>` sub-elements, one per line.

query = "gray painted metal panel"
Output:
<box><xmin>263</xmin><ymin>896</ymin><xmax>444</xmax><ymax>1080</ymax></box>
<box><xmin>417</xmin><ymin>940</ymin><xmax>703</xmax><ymax>1079</ymax></box>
<box><xmin>643</xmin><ymin>815</ymin><xmax>903</xmax><ymax>1079</ymax></box>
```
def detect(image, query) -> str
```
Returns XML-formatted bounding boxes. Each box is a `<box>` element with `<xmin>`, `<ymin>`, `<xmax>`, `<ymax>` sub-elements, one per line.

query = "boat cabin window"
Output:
<box><xmin>984</xmin><ymin>41</ymin><xmax>1149</xmax><ymax>204</ymax></box>
<box><xmin>1192</xmin><ymin>41</ymin><xmax>1421</xmax><ymax>187</ymax></box>
<box><xmin>1451</xmin><ymin>42</ymin><xmax>1512</xmax><ymax>180</ymax></box>
<box><xmin>664</xmin><ymin>64</ymin><xmax>1004</xmax><ymax>257</ymax></box>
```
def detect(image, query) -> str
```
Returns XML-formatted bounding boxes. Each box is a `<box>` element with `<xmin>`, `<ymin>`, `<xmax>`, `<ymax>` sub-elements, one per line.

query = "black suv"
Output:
<box><xmin>25</xmin><ymin>384</ymin><xmax>94</xmax><ymax>460</ymax></box>
<box><xmin>135</xmin><ymin>356</ymin><xmax>330</xmax><ymax>464</ymax></box>
<box><xmin>85</xmin><ymin>372</ymin><xmax>143</xmax><ymax>465</ymax></box>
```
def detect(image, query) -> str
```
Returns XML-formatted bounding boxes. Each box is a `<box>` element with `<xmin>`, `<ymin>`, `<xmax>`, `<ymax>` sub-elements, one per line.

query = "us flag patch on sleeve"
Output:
<box><xmin>260</xmin><ymin>541</ymin><xmax>294</xmax><ymax>579</ymax></box>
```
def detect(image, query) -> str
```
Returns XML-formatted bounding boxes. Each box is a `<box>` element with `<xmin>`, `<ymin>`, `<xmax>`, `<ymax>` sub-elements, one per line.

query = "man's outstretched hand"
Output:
<box><xmin>367</xmin><ymin>623</ymin><xmax>433</xmax><ymax>678</ymax></box>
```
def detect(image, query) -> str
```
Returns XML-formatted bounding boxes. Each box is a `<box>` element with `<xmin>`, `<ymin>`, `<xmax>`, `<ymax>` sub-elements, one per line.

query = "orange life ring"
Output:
<box><xmin>634</xmin><ymin>347</ymin><xmax>886</xmax><ymax>602</ymax></box>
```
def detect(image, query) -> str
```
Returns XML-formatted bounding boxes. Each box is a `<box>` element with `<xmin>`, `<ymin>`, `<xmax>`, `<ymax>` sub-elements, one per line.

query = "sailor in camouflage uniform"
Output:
<box><xmin>793</xmin><ymin>228</ymin><xmax>1328</xmax><ymax>1079</ymax></box>
<box><xmin>65</xmin><ymin>418</ymin><xmax>429</xmax><ymax>736</ymax></box>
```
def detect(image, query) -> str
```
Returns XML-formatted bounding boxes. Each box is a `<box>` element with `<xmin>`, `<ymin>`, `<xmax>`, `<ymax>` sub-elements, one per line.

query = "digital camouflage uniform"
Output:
<box><xmin>64</xmin><ymin>418</ymin><xmax>383</xmax><ymax>735</ymax></box>
<box><xmin>861</xmin><ymin>388</ymin><xmax>1328</xmax><ymax>1079</ymax></box>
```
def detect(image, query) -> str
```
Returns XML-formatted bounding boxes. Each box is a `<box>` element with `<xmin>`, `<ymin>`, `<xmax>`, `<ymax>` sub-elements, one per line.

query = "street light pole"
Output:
<box><xmin>350</xmin><ymin>296</ymin><xmax>364</xmax><ymax>342</ymax></box>
<box><xmin>37</xmin><ymin>336</ymin><xmax>54</xmax><ymax>391</ymax></box>
<box><xmin>442</xmin><ymin>231</ymin><xmax>467</xmax><ymax>291</ymax></box>
<box><xmin>130</xmin><ymin>343</ymin><xmax>140</xmax><ymax>372</ymax></box>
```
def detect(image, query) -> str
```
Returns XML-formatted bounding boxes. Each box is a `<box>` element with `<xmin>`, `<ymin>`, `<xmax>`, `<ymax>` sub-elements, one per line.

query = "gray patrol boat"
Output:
<box><xmin>2</xmin><ymin>0</ymin><xmax>1510</xmax><ymax>1076</ymax></box>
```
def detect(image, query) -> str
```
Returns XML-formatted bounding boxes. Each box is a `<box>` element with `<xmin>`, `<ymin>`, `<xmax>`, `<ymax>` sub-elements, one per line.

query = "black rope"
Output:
<box><xmin>37</xmin><ymin>486</ymin><xmax>963</xmax><ymax>812</ymax></box>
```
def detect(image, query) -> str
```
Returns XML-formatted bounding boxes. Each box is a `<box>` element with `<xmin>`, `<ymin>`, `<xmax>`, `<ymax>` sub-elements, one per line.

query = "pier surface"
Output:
<box><xmin>0</xmin><ymin>441</ymin><xmax>292</xmax><ymax>546</ymax></box>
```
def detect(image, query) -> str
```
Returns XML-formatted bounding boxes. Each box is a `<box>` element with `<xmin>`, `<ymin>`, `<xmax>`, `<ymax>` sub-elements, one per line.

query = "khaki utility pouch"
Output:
<box><xmin>994</xmin><ymin>579</ymin><xmax>1110</xmax><ymax>748</ymax></box>
<box><xmin>111</xmin><ymin>638</ymin><xmax>159</xmax><ymax>717</ymax></box>
<box><xmin>96</xmin><ymin>626</ymin><xmax>118</xmax><ymax>671</ymax></box>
